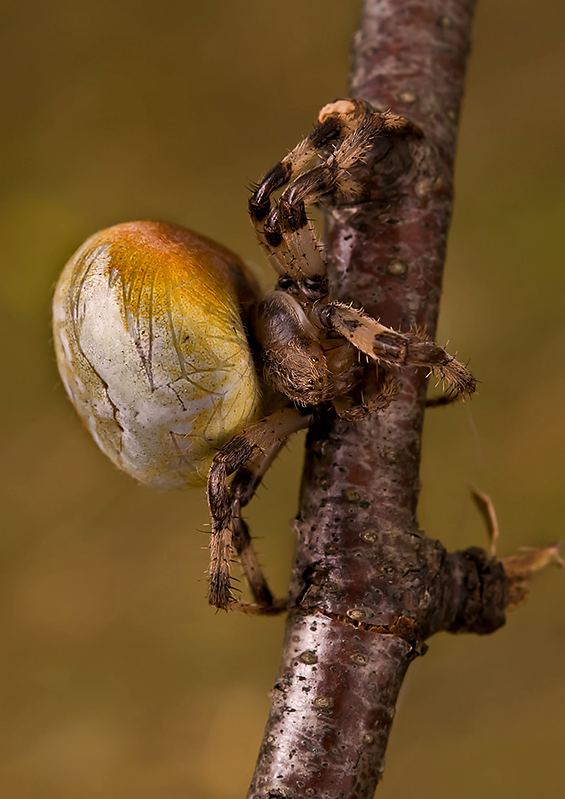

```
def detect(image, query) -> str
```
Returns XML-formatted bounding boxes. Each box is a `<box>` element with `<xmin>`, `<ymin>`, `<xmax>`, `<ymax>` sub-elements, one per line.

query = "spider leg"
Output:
<box><xmin>319</xmin><ymin>302</ymin><xmax>476</xmax><ymax>398</ymax></box>
<box><xmin>207</xmin><ymin>406</ymin><xmax>314</xmax><ymax>610</ymax></box>
<box><xmin>333</xmin><ymin>369</ymin><xmax>400</xmax><ymax>421</ymax></box>
<box><xmin>270</xmin><ymin>114</ymin><xmax>398</xmax><ymax>286</ymax></box>
<box><xmin>228</xmin><ymin>517</ymin><xmax>286</xmax><ymax>615</ymax></box>
<box><xmin>248</xmin><ymin>117</ymin><xmax>342</xmax><ymax>284</ymax></box>
<box><xmin>249</xmin><ymin>100</ymin><xmax>413</xmax><ymax>286</ymax></box>
<box><xmin>249</xmin><ymin>113</ymin><xmax>348</xmax><ymax>224</ymax></box>
<box><xmin>249</xmin><ymin>99</ymin><xmax>406</xmax><ymax>219</ymax></box>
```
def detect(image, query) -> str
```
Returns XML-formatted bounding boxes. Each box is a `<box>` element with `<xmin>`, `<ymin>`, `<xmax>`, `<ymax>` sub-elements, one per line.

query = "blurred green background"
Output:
<box><xmin>0</xmin><ymin>1</ymin><xmax>563</xmax><ymax>797</ymax></box>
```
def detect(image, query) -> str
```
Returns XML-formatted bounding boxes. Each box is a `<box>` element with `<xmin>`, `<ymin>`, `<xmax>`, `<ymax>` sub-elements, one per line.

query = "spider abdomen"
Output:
<box><xmin>53</xmin><ymin>221</ymin><xmax>261</xmax><ymax>488</ymax></box>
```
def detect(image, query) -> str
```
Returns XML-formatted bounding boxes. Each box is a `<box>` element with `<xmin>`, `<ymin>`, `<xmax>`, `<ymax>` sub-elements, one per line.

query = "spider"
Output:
<box><xmin>53</xmin><ymin>99</ymin><xmax>475</xmax><ymax>612</ymax></box>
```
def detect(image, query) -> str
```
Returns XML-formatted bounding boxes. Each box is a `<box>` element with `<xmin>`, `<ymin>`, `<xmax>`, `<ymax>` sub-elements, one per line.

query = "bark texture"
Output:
<box><xmin>247</xmin><ymin>2</ymin><xmax>494</xmax><ymax>797</ymax></box>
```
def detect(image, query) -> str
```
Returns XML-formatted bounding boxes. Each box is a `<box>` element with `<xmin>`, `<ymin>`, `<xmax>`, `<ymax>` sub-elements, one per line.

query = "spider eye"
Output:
<box><xmin>304</xmin><ymin>277</ymin><xmax>321</xmax><ymax>289</ymax></box>
<box><xmin>300</xmin><ymin>275</ymin><xmax>329</xmax><ymax>300</ymax></box>
<box><xmin>304</xmin><ymin>276</ymin><xmax>327</xmax><ymax>291</ymax></box>
<box><xmin>277</xmin><ymin>276</ymin><xmax>294</xmax><ymax>290</ymax></box>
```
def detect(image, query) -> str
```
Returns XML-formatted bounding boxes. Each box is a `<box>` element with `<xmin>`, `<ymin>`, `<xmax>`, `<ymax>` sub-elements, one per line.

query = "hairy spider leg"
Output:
<box><xmin>249</xmin><ymin>114</ymin><xmax>346</xmax><ymax>224</ymax></box>
<box><xmin>207</xmin><ymin>406</ymin><xmax>314</xmax><ymax>610</ymax></box>
<box><xmin>250</xmin><ymin>108</ymin><xmax>413</xmax><ymax>289</ymax></box>
<box><xmin>248</xmin><ymin>99</ymin><xmax>403</xmax><ymax>224</ymax></box>
<box><xmin>248</xmin><ymin>116</ymin><xmax>344</xmax><ymax>282</ymax></box>
<box><xmin>273</xmin><ymin>112</ymin><xmax>410</xmax><ymax>286</ymax></box>
<box><xmin>319</xmin><ymin>303</ymin><xmax>477</xmax><ymax>398</ymax></box>
<box><xmin>332</xmin><ymin>367</ymin><xmax>400</xmax><ymax>421</ymax></box>
<box><xmin>227</xmin><ymin>517</ymin><xmax>288</xmax><ymax>615</ymax></box>
<box><xmin>226</xmin><ymin>431</ymin><xmax>306</xmax><ymax>611</ymax></box>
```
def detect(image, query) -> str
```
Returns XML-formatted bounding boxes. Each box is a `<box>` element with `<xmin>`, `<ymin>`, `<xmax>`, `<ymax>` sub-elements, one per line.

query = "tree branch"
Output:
<box><xmin>247</xmin><ymin>2</ymin><xmax>558</xmax><ymax>796</ymax></box>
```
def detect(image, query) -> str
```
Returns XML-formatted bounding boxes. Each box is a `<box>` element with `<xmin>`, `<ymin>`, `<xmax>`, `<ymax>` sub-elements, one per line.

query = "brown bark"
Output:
<box><xmin>247</xmin><ymin>1</ymin><xmax>553</xmax><ymax>797</ymax></box>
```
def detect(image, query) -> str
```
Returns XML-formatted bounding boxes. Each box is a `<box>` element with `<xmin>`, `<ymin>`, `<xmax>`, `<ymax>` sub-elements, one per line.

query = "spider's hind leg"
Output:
<box><xmin>207</xmin><ymin>406</ymin><xmax>314</xmax><ymax>611</ymax></box>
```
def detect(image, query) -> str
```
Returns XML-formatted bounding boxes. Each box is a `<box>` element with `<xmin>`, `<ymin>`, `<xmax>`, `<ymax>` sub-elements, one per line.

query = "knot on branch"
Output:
<box><xmin>448</xmin><ymin>547</ymin><xmax>507</xmax><ymax>635</ymax></box>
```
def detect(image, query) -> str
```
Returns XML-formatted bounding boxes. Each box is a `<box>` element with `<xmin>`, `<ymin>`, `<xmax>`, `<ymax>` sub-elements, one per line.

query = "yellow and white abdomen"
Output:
<box><xmin>53</xmin><ymin>221</ymin><xmax>261</xmax><ymax>488</ymax></box>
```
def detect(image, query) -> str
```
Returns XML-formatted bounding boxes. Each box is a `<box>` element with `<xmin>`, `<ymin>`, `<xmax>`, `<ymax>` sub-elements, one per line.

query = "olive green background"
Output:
<box><xmin>0</xmin><ymin>1</ymin><xmax>563</xmax><ymax>797</ymax></box>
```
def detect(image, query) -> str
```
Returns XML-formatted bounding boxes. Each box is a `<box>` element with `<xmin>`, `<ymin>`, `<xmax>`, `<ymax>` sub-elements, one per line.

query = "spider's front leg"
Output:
<box><xmin>248</xmin><ymin>99</ymin><xmax>416</xmax><ymax>291</ymax></box>
<box><xmin>318</xmin><ymin>302</ymin><xmax>477</xmax><ymax>398</ymax></box>
<box><xmin>207</xmin><ymin>406</ymin><xmax>314</xmax><ymax>611</ymax></box>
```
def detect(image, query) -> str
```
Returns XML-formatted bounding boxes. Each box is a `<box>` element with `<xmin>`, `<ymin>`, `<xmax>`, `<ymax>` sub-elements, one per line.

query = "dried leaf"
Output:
<box><xmin>470</xmin><ymin>486</ymin><xmax>499</xmax><ymax>556</ymax></box>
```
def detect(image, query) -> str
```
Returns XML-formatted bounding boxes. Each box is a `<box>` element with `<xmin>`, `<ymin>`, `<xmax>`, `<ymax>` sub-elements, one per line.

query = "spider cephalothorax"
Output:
<box><xmin>53</xmin><ymin>99</ymin><xmax>475</xmax><ymax>612</ymax></box>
